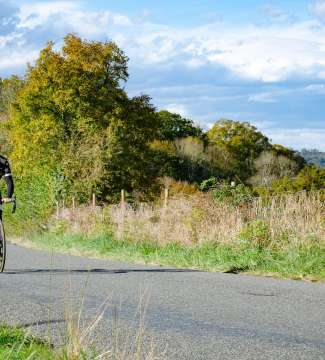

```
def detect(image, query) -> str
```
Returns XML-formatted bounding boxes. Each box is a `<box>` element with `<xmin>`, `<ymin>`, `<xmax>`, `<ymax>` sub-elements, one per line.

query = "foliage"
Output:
<box><xmin>0</xmin><ymin>171</ymin><xmax>55</xmax><ymax>235</ymax></box>
<box><xmin>249</xmin><ymin>150</ymin><xmax>300</xmax><ymax>187</ymax></box>
<box><xmin>0</xmin><ymin>76</ymin><xmax>24</xmax><ymax>117</ymax></box>
<box><xmin>151</xmin><ymin>137</ymin><xmax>224</xmax><ymax>185</ymax></box>
<box><xmin>157</xmin><ymin>110</ymin><xmax>203</xmax><ymax>140</ymax></box>
<box><xmin>8</xmin><ymin>34</ymin><xmax>160</xmax><ymax>202</ymax></box>
<box><xmin>207</xmin><ymin>119</ymin><xmax>271</xmax><ymax>180</ymax></box>
<box><xmin>294</xmin><ymin>165</ymin><xmax>325</xmax><ymax>190</ymax></box>
<box><xmin>272</xmin><ymin>144</ymin><xmax>306</xmax><ymax>169</ymax></box>
<box><xmin>0</xmin><ymin>76</ymin><xmax>25</xmax><ymax>155</ymax></box>
<box><xmin>271</xmin><ymin>165</ymin><xmax>325</xmax><ymax>193</ymax></box>
<box><xmin>166</xmin><ymin>178</ymin><xmax>198</xmax><ymax>196</ymax></box>
<box><xmin>27</xmin><ymin>220</ymin><xmax>325</xmax><ymax>280</ymax></box>
<box><xmin>213</xmin><ymin>182</ymin><xmax>254</xmax><ymax>205</ymax></box>
<box><xmin>199</xmin><ymin>177</ymin><xmax>218</xmax><ymax>191</ymax></box>
<box><xmin>0</xmin><ymin>325</ymin><xmax>53</xmax><ymax>359</ymax></box>
<box><xmin>237</xmin><ymin>220</ymin><xmax>270</xmax><ymax>249</ymax></box>
<box><xmin>1</xmin><ymin>33</ymin><xmax>321</xmax><ymax>226</ymax></box>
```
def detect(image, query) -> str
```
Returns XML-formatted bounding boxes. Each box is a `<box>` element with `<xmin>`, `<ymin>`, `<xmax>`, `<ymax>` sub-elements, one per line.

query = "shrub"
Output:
<box><xmin>169</xmin><ymin>180</ymin><xmax>198</xmax><ymax>196</ymax></box>
<box><xmin>213</xmin><ymin>183</ymin><xmax>254</xmax><ymax>206</ymax></box>
<box><xmin>199</xmin><ymin>177</ymin><xmax>218</xmax><ymax>191</ymax></box>
<box><xmin>237</xmin><ymin>220</ymin><xmax>270</xmax><ymax>249</ymax></box>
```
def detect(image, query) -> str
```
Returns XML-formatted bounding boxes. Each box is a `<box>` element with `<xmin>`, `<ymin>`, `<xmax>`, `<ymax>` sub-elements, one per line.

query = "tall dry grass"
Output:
<box><xmin>59</xmin><ymin>191</ymin><xmax>324</xmax><ymax>250</ymax></box>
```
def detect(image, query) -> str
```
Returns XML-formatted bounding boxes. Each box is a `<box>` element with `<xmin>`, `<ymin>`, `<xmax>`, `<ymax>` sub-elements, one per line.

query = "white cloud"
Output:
<box><xmin>304</xmin><ymin>83</ymin><xmax>325</xmax><ymax>94</ymax></box>
<box><xmin>2</xmin><ymin>2</ymin><xmax>325</xmax><ymax>83</ymax></box>
<box><xmin>262</xmin><ymin>4</ymin><xmax>293</xmax><ymax>22</ymax></box>
<box><xmin>0</xmin><ymin>1</ymin><xmax>134</xmax><ymax>73</ymax></box>
<box><xmin>0</xmin><ymin>1</ymin><xmax>325</xmax><ymax>151</ymax></box>
<box><xmin>248</xmin><ymin>92</ymin><xmax>277</xmax><ymax>103</ymax></box>
<box><xmin>18</xmin><ymin>2</ymin><xmax>78</xmax><ymax>29</ymax></box>
<box><xmin>18</xmin><ymin>1</ymin><xmax>132</xmax><ymax>34</ymax></box>
<box><xmin>165</xmin><ymin>103</ymin><xmax>189</xmax><ymax>117</ymax></box>
<box><xmin>247</xmin><ymin>84</ymin><xmax>325</xmax><ymax>103</ymax></box>
<box><xmin>266</xmin><ymin>128</ymin><xmax>325</xmax><ymax>151</ymax></box>
<box><xmin>311</xmin><ymin>0</ymin><xmax>325</xmax><ymax>20</ymax></box>
<box><xmin>0</xmin><ymin>48</ymin><xmax>39</xmax><ymax>70</ymax></box>
<box><xmin>115</xmin><ymin>20</ymin><xmax>325</xmax><ymax>83</ymax></box>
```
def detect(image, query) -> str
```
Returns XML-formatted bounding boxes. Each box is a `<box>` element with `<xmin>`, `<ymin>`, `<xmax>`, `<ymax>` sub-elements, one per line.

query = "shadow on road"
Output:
<box><xmin>4</xmin><ymin>268</ymin><xmax>199</xmax><ymax>275</ymax></box>
<box><xmin>20</xmin><ymin>319</ymin><xmax>66</xmax><ymax>328</ymax></box>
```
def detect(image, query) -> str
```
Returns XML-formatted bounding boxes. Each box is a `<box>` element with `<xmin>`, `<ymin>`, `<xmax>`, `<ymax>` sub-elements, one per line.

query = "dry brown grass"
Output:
<box><xmin>58</xmin><ymin>191</ymin><xmax>324</xmax><ymax>250</ymax></box>
<box><xmin>110</xmin><ymin>191</ymin><xmax>324</xmax><ymax>248</ymax></box>
<box><xmin>60</xmin><ymin>279</ymin><xmax>164</xmax><ymax>360</ymax></box>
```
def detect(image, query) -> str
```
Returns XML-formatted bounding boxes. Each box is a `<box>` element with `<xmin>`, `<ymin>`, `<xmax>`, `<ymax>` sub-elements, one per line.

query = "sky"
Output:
<box><xmin>0</xmin><ymin>0</ymin><xmax>325</xmax><ymax>150</ymax></box>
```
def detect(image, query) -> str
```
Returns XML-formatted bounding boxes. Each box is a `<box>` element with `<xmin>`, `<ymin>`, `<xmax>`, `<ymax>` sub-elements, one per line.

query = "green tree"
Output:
<box><xmin>9</xmin><ymin>34</ymin><xmax>160</xmax><ymax>202</ymax></box>
<box><xmin>271</xmin><ymin>165</ymin><xmax>325</xmax><ymax>193</ymax></box>
<box><xmin>0</xmin><ymin>76</ymin><xmax>24</xmax><ymax>154</ymax></box>
<box><xmin>150</xmin><ymin>136</ymin><xmax>225</xmax><ymax>184</ymax></box>
<box><xmin>0</xmin><ymin>76</ymin><xmax>24</xmax><ymax>118</ymax></box>
<box><xmin>207</xmin><ymin>119</ymin><xmax>271</xmax><ymax>180</ymax></box>
<box><xmin>157</xmin><ymin>110</ymin><xmax>203</xmax><ymax>140</ymax></box>
<box><xmin>294</xmin><ymin>165</ymin><xmax>325</xmax><ymax>190</ymax></box>
<box><xmin>272</xmin><ymin>144</ymin><xmax>306</xmax><ymax>170</ymax></box>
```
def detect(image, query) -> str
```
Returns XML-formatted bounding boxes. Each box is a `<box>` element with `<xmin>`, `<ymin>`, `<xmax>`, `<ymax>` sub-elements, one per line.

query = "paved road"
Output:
<box><xmin>0</xmin><ymin>244</ymin><xmax>324</xmax><ymax>359</ymax></box>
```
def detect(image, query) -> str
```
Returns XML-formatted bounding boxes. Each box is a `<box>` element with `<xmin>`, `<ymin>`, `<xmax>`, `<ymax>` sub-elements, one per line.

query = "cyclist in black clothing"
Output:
<box><xmin>0</xmin><ymin>155</ymin><xmax>14</xmax><ymax>205</ymax></box>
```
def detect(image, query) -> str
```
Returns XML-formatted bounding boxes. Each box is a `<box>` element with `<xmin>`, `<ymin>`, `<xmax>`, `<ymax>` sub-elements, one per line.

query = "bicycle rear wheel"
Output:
<box><xmin>0</xmin><ymin>219</ymin><xmax>6</xmax><ymax>272</ymax></box>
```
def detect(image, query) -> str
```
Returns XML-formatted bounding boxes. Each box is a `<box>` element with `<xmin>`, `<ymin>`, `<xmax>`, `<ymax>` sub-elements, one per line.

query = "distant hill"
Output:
<box><xmin>299</xmin><ymin>149</ymin><xmax>325</xmax><ymax>168</ymax></box>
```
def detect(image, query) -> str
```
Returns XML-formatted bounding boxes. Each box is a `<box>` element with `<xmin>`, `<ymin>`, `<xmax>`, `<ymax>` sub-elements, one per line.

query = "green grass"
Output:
<box><xmin>24</xmin><ymin>232</ymin><xmax>325</xmax><ymax>281</ymax></box>
<box><xmin>0</xmin><ymin>324</ymin><xmax>54</xmax><ymax>359</ymax></box>
<box><xmin>0</xmin><ymin>324</ymin><xmax>101</xmax><ymax>359</ymax></box>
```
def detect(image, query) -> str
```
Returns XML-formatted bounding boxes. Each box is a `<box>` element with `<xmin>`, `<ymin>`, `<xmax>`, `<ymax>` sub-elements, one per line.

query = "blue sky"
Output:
<box><xmin>1</xmin><ymin>0</ymin><xmax>325</xmax><ymax>150</ymax></box>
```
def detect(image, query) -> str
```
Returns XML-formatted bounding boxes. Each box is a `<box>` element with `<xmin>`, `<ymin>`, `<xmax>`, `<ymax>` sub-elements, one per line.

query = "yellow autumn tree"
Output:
<box><xmin>9</xmin><ymin>34</ymin><xmax>160</xmax><ymax>202</ymax></box>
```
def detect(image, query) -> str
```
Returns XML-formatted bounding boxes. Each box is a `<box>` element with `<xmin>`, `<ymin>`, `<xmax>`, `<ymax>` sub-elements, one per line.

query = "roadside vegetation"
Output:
<box><xmin>0</xmin><ymin>325</ymin><xmax>54</xmax><ymax>359</ymax></box>
<box><xmin>14</xmin><ymin>189</ymin><xmax>323</xmax><ymax>281</ymax></box>
<box><xmin>0</xmin><ymin>321</ymin><xmax>161</xmax><ymax>360</ymax></box>
<box><xmin>0</xmin><ymin>34</ymin><xmax>324</xmax><ymax>281</ymax></box>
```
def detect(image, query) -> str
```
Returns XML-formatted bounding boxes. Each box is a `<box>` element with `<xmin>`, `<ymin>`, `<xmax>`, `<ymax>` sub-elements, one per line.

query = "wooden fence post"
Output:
<box><xmin>72</xmin><ymin>197</ymin><xmax>75</xmax><ymax>213</ymax></box>
<box><xmin>121</xmin><ymin>189</ymin><xmax>125</xmax><ymax>210</ymax></box>
<box><xmin>118</xmin><ymin>189</ymin><xmax>126</xmax><ymax>240</ymax></box>
<box><xmin>164</xmin><ymin>188</ymin><xmax>169</xmax><ymax>208</ymax></box>
<box><xmin>92</xmin><ymin>193</ymin><xmax>96</xmax><ymax>208</ymax></box>
<box><xmin>56</xmin><ymin>201</ymin><xmax>59</xmax><ymax>219</ymax></box>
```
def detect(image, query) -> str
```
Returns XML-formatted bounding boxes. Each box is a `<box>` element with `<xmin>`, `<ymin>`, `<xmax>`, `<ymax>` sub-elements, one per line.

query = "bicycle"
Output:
<box><xmin>0</xmin><ymin>196</ymin><xmax>16</xmax><ymax>272</ymax></box>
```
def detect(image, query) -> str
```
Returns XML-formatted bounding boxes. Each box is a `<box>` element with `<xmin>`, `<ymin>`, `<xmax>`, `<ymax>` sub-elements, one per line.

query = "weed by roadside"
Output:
<box><xmin>14</xmin><ymin>232</ymin><xmax>325</xmax><ymax>281</ymax></box>
<box><xmin>9</xmin><ymin>190</ymin><xmax>325</xmax><ymax>281</ymax></box>
<box><xmin>0</xmin><ymin>324</ymin><xmax>54</xmax><ymax>359</ymax></box>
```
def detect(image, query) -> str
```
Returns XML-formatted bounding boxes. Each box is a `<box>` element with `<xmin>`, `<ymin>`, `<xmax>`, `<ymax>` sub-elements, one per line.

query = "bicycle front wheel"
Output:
<box><xmin>0</xmin><ymin>220</ymin><xmax>6</xmax><ymax>272</ymax></box>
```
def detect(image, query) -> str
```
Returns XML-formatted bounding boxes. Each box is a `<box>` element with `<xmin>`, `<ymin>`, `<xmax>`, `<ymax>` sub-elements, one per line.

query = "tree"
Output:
<box><xmin>294</xmin><ymin>165</ymin><xmax>325</xmax><ymax>190</ymax></box>
<box><xmin>207</xmin><ymin>119</ymin><xmax>271</xmax><ymax>180</ymax></box>
<box><xmin>9</xmin><ymin>34</ymin><xmax>160</xmax><ymax>202</ymax></box>
<box><xmin>0</xmin><ymin>76</ymin><xmax>24</xmax><ymax>118</ymax></box>
<box><xmin>98</xmin><ymin>95</ymin><xmax>160</xmax><ymax>200</ymax></box>
<box><xmin>157</xmin><ymin>110</ymin><xmax>203</xmax><ymax>140</ymax></box>
<box><xmin>272</xmin><ymin>144</ymin><xmax>305</xmax><ymax>170</ymax></box>
<box><xmin>271</xmin><ymin>165</ymin><xmax>325</xmax><ymax>193</ymax></box>
<box><xmin>249</xmin><ymin>150</ymin><xmax>300</xmax><ymax>187</ymax></box>
<box><xmin>0</xmin><ymin>76</ymin><xmax>24</xmax><ymax>154</ymax></box>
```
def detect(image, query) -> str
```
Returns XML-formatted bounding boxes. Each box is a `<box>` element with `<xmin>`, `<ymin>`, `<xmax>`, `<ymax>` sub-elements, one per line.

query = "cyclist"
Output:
<box><xmin>0</xmin><ymin>155</ymin><xmax>14</xmax><ymax>204</ymax></box>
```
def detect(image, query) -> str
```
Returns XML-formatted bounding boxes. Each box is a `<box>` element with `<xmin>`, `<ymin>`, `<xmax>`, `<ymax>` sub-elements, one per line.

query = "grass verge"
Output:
<box><xmin>13</xmin><ymin>232</ymin><xmax>325</xmax><ymax>281</ymax></box>
<box><xmin>0</xmin><ymin>324</ymin><xmax>54</xmax><ymax>359</ymax></box>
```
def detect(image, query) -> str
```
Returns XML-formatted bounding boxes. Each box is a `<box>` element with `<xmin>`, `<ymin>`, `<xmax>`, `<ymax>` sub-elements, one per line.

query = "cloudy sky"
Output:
<box><xmin>1</xmin><ymin>0</ymin><xmax>325</xmax><ymax>150</ymax></box>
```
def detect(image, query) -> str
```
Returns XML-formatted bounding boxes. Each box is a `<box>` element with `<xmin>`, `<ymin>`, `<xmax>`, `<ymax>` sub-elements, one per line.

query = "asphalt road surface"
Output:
<box><xmin>0</xmin><ymin>243</ymin><xmax>324</xmax><ymax>359</ymax></box>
